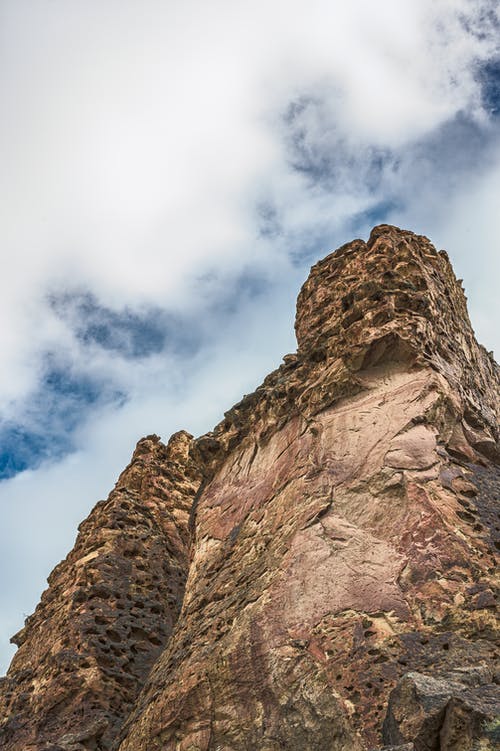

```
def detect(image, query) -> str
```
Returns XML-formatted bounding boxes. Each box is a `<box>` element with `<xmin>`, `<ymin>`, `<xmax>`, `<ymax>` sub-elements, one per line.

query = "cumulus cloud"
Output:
<box><xmin>1</xmin><ymin>0</ymin><xmax>499</xmax><ymax>671</ymax></box>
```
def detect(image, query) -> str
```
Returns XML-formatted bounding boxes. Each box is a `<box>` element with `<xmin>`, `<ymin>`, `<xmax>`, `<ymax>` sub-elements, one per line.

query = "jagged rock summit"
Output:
<box><xmin>0</xmin><ymin>226</ymin><xmax>498</xmax><ymax>751</ymax></box>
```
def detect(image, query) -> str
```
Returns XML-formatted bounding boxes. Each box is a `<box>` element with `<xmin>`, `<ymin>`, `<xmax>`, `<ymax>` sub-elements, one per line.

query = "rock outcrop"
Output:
<box><xmin>0</xmin><ymin>226</ymin><xmax>498</xmax><ymax>750</ymax></box>
<box><xmin>383</xmin><ymin>666</ymin><xmax>499</xmax><ymax>750</ymax></box>
<box><xmin>0</xmin><ymin>432</ymin><xmax>203</xmax><ymax>749</ymax></box>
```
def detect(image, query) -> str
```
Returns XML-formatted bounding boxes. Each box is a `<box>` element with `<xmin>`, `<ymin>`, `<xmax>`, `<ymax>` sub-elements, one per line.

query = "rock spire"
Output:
<box><xmin>1</xmin><ymin>226</ymin><xmax>498</xmax><ymax>751</ymax></box>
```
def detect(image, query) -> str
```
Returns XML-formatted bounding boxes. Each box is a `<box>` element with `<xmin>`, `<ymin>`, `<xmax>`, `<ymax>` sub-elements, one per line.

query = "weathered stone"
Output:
<box><xmin>0</xmin><ymin>432</ymin><xmax>204</xmax><ymax>750</ymax></box>
<box><xmin>0</xmin><ymin>226</ymin><xmax>498</xmax><ymax>750</ymax></box>
<box><xmin>383</xmin><ymin>668</ymin><xmax>500</xmax><ymax>750</ymax></box>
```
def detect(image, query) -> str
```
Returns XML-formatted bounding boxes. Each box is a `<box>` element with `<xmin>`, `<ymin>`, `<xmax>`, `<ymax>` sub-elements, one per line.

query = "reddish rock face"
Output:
<box><xmin>1</xmin><ymin>226</ymin><xmax>498</xmax><ymax>751</ymax></box>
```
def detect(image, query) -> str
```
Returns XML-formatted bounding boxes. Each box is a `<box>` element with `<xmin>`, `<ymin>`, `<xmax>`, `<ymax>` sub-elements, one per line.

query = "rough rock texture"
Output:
<box><xmin>383</xmin><ymin>667</ymin><xmax>500</xmax><ymax>750</ymax></box>
<box><xmin>0</xmin><ymin>226</ymin><xmax>499</xmax><ymax>750</ymax></box>
<box><xmin>0</xmin><ymin>431</ymin><xmax>203</xmax><ymax>749</ymax></box>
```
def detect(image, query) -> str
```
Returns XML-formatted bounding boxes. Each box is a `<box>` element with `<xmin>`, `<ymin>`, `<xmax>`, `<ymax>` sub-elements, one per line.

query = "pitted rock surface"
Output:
<box><xmin>0</xmin><ymin>431</ymin><xmax>204</xmax><ymax>750</ymax></box>
<box><xmin>1</xmin><ymin>226</ymin><xmax>498</xmax><ymax>750</ymax></box>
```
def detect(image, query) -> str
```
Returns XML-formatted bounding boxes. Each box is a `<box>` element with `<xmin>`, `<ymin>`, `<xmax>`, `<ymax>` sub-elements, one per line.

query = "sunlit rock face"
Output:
<box><xmin>1</xmin><ymin>226</ymin><xmax>498</xmax><ymax>751</ymax></box>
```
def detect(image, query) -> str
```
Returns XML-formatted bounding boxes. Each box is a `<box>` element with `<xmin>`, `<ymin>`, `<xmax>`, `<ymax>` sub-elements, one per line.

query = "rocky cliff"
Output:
<box><xmin>0</xmin><ymin>225</ymin><xmax>498</xmax><ymax>751</ymax></box>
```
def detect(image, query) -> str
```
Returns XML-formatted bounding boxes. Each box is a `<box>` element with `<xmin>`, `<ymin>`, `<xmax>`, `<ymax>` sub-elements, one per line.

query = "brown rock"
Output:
<box><xmin>382</xmin><ymin>668</ymin><xmax>499</xmax><ymax>750</ymax></box>
<box><xmin>0</xmin><ymin>432</ymin><xmax>204</xmax><ymax>750</ymax></box>
<box><xmin>1</xmin><ymin>225</ymin><xmax>499</xmax><ymax>750</ymax></box>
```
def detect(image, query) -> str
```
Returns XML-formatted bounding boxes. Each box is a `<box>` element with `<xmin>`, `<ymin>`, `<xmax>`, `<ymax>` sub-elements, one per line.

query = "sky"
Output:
<box><xmin>1</xmin><ymin>0</ymin><xmax>499</xmax><ymax>673</ymax></box>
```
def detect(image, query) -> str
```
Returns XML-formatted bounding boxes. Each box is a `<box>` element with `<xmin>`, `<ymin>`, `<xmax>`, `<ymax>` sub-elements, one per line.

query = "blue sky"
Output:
<box><xmin>1</xmin><ymin>0</ymin><xmax>500</xmax><ymax>672</ymax></box>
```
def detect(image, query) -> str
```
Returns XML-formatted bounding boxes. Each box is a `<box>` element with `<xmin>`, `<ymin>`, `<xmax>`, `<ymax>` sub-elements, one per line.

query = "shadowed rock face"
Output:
<box><xmin>0</xmin><ymin>432</ymin><xmax>204</xmax><ymax>750</ymax></box>
<box><xmin>0</xmin><ymin>226</ymin><xmax>498</xmax><ymax>751</ymax></box>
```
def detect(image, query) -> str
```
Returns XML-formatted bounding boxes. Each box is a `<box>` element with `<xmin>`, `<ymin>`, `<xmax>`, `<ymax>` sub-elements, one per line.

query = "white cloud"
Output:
<box><xmin>425</xmin><ymin>144</ymin><xmax>500</xmax><ymax>354</ymax></box>
<box><xmin>1</xmin><ymin>0</ymin><xmax>499</xmax><ymax>672</ymax></box>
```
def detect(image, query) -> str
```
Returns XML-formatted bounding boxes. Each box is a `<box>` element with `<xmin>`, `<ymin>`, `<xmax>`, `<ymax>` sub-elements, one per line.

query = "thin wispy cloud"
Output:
<box><xmin>1</xmin><ymin>0</ymin><xmax>499</xmax><ymax>671</ymax></box>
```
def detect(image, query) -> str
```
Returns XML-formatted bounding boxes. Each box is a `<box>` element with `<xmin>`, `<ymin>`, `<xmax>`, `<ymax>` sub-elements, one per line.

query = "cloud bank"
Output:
<box><xmin>1</xmin><ymin>0</ymin><xmax>499</xmax><ymax>671</ymax></box>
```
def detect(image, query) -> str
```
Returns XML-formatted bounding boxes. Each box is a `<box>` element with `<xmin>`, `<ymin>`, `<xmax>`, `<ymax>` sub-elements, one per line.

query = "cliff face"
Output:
<box><xmin>0</xmin><ymin>226</ymin><xmax>498</xmax><ymax>751</ymax></box>
<box><xmin>0</xmin><ymin>432</ymin><xmax>204</xmax><ymax>749</ymax></box>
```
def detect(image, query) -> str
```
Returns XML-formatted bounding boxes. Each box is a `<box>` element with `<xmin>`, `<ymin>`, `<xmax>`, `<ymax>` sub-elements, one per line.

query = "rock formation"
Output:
<box><xmin>0</xmin><ymin>225</ymin><xmax>498</xmax><ymax>750</ymax></box>
<box><xmin>0</xmin><ymin>432</ymin><xmax>203</xmax><ymax>749</ymax></box>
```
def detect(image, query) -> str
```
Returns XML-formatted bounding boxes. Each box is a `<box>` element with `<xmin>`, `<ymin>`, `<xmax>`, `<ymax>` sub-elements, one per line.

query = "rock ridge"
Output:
<box><xmin>0</xmin><ymin>430</ymin><xmax>204</xmax><ymax>749</ymax></box>
<box><xmin>0</xmin><ymin>225</ymin><xmax>498</xmax><ymax>751</ymax></box>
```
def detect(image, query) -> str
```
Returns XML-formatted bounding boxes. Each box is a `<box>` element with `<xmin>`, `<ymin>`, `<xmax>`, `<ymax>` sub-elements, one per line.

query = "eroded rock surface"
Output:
<box><xmin>1</xmin><ymin>226</ymin><xmax>498</xmax><ymax>750</ymax></box>
<box><xmin>0</xmin><ymin>432</ymin><xmax>204</xmax><ymax>749</ymax></box>
<box><xmin>383</xmin><ymin>667</ymin><xmax>500</xmax><ymax>750</ymax></box>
